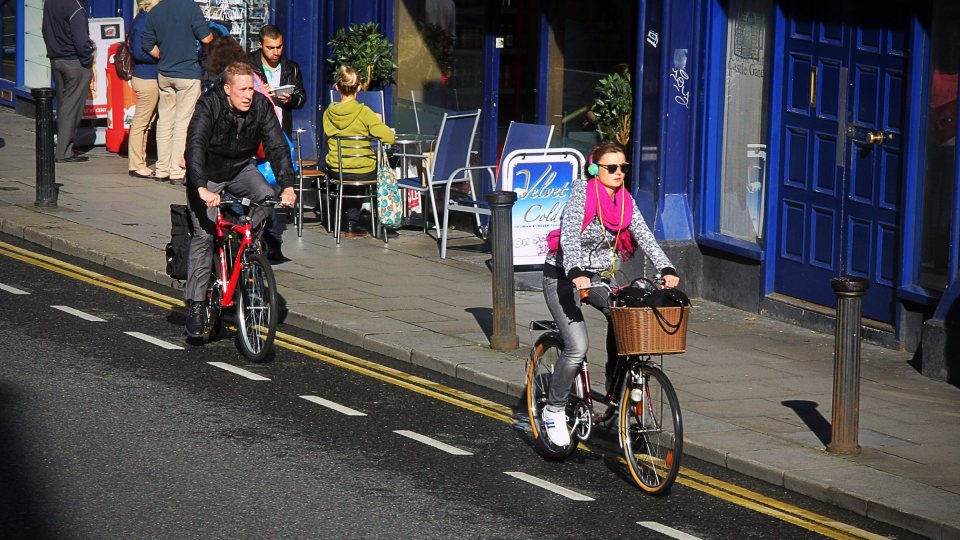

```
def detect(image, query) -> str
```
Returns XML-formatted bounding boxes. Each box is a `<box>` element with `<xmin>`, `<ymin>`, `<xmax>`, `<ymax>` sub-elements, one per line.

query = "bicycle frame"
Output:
<box><xmin>213</xmin><ymin>211</ymin><xmax>255</xmax><ymax>310</ymax></box>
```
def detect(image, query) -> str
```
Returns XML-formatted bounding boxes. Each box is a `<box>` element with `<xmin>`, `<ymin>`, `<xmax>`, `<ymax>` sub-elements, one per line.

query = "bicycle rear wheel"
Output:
<box><xmin>619</xmin><ymin>363</ymin><xmax>682</xmax><ymax>494</ymax></box>
<box><xmin>525</xmin><ymin>336</ymin><xmax>583</xmax><ymax>460</ymax></box>
<box><xmin>234</xmin><ymin>250</ymin><xmax>278</xmax><ymax>362</ymax></box>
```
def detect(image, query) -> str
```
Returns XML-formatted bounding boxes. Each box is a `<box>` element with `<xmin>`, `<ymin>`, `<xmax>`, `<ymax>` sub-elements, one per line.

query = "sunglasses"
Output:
<box><xmin>596</xmin><ymin>163</ymin><xmax>631</xmax><ymax>174</ymax></box>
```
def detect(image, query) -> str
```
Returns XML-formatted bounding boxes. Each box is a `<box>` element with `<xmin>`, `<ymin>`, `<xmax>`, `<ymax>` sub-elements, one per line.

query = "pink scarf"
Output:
<box><xmin>547</xmin><ymin>178</ymin><xmax>635</xmax><ymax>256</ymax></box>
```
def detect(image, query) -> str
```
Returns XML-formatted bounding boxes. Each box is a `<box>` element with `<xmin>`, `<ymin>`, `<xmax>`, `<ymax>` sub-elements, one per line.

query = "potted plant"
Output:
<box><xmin>327</xmin><ymin>22</ymin><xmax>397</xmax><ymax>89</ymax></box>
<box><xmin>591</xmin><ymin>70</ymin><xmax>632</xmax><ymax>145</ymax></box>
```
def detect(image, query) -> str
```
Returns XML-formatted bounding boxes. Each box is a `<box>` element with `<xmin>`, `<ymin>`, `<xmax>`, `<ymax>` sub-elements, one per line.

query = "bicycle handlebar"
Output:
<box><xmin>577</xmin><ymin>275</ymin><xmax>664</xmax><ymax>302</ymax></box>
<box><xmin>218</xmin><ymin>194</ymin><xmax>280</xmax><ymax>208</ymax></box>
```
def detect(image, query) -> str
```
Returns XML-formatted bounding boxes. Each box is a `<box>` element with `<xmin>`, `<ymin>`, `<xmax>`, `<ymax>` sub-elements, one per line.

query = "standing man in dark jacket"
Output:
<box><xmin>42</xmin><ymin>0</ymin><xmax>95</xmax><ymax>163</ymax></box>
<box><xmin>248</xmin><ymin>25</ymin><xmax>305</xmax><ymax>261</ymax></box>
<box><xmin>247</xmin><ymin>25</ymin><xmax>305</xmax><ymax>137</ymax></box>
<box><xmin>182</xmin><ymin>61</ymin><xmax>296</xmax><ymax>337</ymax></box>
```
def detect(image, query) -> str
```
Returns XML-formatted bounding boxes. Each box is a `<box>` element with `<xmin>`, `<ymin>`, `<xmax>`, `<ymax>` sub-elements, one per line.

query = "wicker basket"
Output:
<box><xmin>609</xmin><ymin>305</ymin><xmax>690</xmax><ymax>355</ymax></box>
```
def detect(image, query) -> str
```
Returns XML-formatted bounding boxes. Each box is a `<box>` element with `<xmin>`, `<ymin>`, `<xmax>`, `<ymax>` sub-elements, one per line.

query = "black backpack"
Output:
<box><xmin>165</xmin><ymin>204</ymin><xmax>192</xmax><ymax>280</ymax></box>
<box><xmin>114</xmin><ymin>39</ymin><xmax>134</xmax><ymax>81</ymax></box>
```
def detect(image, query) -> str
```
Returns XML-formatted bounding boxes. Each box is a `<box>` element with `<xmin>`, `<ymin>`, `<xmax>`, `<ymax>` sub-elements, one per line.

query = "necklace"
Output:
<box><xmin>595</xmin><ymin>181</ymin><xmax>625</xmax><ymax>280</ymax></box>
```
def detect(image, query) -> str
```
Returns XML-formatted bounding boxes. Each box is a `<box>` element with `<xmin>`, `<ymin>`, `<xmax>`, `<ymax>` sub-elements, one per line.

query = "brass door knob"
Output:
<box><xmin>866</xmin><ymin>131</ymin><xmax>886</xmax><ymax>145</ymax></box>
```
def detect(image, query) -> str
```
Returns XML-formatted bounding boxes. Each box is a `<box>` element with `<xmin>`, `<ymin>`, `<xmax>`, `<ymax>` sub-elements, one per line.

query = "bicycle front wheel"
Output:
<box><xmin>619</xmin><ymin>363</ymin><xmax>682</xmax><ymax>494</ymax></box>
<box><xmin>525</xmin><ymin>336</ymin><xmax>581</xmax><ymax>460</ymax></box>
<box><xmin>234</xmin><ymin>250</ymin><xmax>278</xmax><ymax>362</ymax></box>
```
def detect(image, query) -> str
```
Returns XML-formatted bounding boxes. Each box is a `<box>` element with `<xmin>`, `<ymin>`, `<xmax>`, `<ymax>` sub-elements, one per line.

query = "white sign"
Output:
<box><xmin>501</xmin><ymin>149</ymin><xmax>585</xmax><ymax>266</ymax></box>
<box><xmin>84</xmin><ymin>17</ymin><xmax>125</xmax><ymax>120</ymax></box>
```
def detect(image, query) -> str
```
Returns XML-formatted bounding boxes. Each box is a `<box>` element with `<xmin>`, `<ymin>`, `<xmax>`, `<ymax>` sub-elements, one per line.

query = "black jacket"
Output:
<box><xmin>185</xmin><ymin>86</ymin><xmax>295</xmax><ymax>191</ymax></box>
<box><xmin>247</xmin><ymin>50</ymin><xmax>306</xmax><ymax>136</ymax></box>
<box><xmin>42</xmin><ymin>0</ymin><xmax>95</xmax><ymax>67</ymax></box>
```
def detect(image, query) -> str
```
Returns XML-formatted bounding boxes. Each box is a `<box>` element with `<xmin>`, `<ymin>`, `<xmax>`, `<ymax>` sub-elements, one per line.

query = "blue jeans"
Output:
<box><xmin>542</xmin><ymin>268</ymin><xmax>619</xmax><ymax>411</ymax></box>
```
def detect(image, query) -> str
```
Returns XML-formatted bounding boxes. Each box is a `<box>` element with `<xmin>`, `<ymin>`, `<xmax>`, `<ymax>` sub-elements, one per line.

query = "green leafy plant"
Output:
<box><xmin>592</xmin><ymin>71</ymin><xmax>632</xmax><ymax>145</ymax></box>
<box><xmin>327</xmin><ymin>22</ymin><xmax>397</xmax><ymax>89</ymax></box>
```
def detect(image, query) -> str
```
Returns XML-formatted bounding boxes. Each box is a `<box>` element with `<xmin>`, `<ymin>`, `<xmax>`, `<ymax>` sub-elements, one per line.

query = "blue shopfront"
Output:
<box><xmin>4</xmin><ymin>0</ymin><xmax>958</xmax><ymax>380</ymax></box>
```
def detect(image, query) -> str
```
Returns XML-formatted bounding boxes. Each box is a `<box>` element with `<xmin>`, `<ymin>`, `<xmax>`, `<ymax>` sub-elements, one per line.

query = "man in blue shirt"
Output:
<box><xmin>141</xmin><ymin>0</ymin><xmax>213</xmax><ymax>183</ymax></box>
<box><xmin>42</xmin><ymin>0</ymin><xmax>95</xmax><ymax>163</ymax></box>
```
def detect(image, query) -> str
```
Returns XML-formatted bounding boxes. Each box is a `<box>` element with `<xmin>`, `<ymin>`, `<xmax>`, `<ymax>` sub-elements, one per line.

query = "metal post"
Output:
<box><xmin>827</xmin><ymin>276</ymin><xmax>869</xmax><ymax>455</ymax></box>
<box><xmin>487</xmin><ymin>191</ymin><xmax>519</xmax><ymax>350</ymax></box>
<box><xmin>32</xmin><ymin>87</ymin><xmax>58</xmax><ymax>208</ymax></box>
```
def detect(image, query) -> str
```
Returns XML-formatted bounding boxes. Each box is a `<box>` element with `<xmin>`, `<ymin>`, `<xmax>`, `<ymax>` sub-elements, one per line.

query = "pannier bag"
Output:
<box><xmin>165</xmin><ymin>204</ymin><xmax>193</xmax><ymax>280</ymax></box>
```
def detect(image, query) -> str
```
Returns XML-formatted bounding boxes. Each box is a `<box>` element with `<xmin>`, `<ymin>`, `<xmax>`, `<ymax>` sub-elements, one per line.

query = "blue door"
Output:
<box><xmin>775</xmin><ymin>1</ymin><xmax>908</xmax><ymax>323</ymax></box>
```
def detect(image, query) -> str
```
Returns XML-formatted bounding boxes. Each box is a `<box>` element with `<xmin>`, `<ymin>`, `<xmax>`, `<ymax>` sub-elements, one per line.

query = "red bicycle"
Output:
<box><xmin>201</xmin><ymin>194</ymin><xmax>280</xmax><ymax>362</ymax></box>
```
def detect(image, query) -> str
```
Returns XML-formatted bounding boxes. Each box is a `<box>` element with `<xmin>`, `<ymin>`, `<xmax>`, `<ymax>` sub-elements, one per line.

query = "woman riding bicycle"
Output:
<box><xmin>541</xmin><ymin>141</ymin><xmax>680</xmax><ymax>447</ymax></box>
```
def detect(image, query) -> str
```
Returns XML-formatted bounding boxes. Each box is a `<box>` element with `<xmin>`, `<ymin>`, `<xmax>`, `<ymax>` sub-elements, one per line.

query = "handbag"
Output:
<box><xmin>377</xmin><ymin>147</ymin><xmax>403</xmax><ymax>228</ymax></box>
<box><xmin>114</xmin><ymin>39</ymin><xmax>134</xmax><ymax>81</ymax></box>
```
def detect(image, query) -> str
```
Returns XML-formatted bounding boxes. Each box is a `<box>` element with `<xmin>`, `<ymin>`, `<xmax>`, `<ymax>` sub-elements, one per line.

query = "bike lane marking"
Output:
<box><xmin>123</xmin><ymin>331</ymin><xmax>184</xmax><ymax>350</ymax></box>
<box><xmin>51</xmin><ymin>305</ymin><xmax>106</xmax><ymax>322</ymax></box>
<box><xmin>0</xmin><ymin>283</ymin><xmax>30</xmax><ymax>294</ymax></box>
<box><xmin>299</xmin><ymin>395</ymin><xmax>366</xmax><ymax>416</ymax></box>
<box><xmin>207</xmin><ymin>362</ymin><xmax>271</xmax><ymax>381</ymax></box>
<box><xmin>637</xmin><ymin>521</ymin><xmax>702</xmax><ymax>540</ymax></box>
<box><xmin>394</xmin><ymin>430</ymin><xmax>473</xmax><ymax>456</ymax></box>
<box><xmin>504</xmin><ymin>471</ymin><xmax>594</xmax><ymax>501</ymax></box>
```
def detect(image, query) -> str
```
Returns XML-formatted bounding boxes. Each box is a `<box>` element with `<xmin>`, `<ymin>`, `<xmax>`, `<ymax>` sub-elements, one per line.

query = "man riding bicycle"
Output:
<box><xmin>182</xmin><ymin>60</ymin><xmax>297</xmax><ymax>338</ymax></box>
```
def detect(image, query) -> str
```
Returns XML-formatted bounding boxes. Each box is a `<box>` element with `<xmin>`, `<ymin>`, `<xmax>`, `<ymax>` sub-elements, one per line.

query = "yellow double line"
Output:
<box><xmin>0</xmin><ymin>240</ymin><xmax>886</xmax><ymax>539</ymax></box>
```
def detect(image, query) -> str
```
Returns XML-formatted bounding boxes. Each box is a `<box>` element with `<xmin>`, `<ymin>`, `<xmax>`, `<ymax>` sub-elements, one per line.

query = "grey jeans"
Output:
<box><xmin>51</xmin><ymin>58</ymin><xmax>93</xmax><ymax>160</ymax></box>
<box><xmin>184</xmin><ymin>163</ymin><xmax>275</xmax><ymax>302</ymax></box>
<box><xmin>542</xmin><ymin>269</ymin><xmax>619</xmax><ymax>411</ymax></box>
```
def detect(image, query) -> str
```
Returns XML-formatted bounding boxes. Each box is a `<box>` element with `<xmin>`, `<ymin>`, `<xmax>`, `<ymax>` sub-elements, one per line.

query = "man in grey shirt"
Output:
<box><xmin>141</xmin><ymin>0</ymin><xmax>213</xmax><ymax>183</ymax></box>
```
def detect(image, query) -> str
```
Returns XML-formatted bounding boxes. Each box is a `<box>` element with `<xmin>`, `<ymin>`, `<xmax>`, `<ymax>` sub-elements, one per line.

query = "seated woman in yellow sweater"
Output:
<box><xmin>324</xmin><ymin>66</ymin><xmax>396</xmax><ymax>236</ymax></box>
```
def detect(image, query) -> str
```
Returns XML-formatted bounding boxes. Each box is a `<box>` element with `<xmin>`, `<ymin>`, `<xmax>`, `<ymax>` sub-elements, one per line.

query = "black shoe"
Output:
<box><xmin>343</xmin><ymin>221</ymin><xmax>364</xmax><ymax>238</ymax></box>
<box><xmin>55</xmin><ymin>155</ymin><xmax>88</xmax><ymax>163</ymax></box>
<box><xmin>384</xmin><ymin>228</ymin><xmax>400</xmax><ymax>239</ymax></box>
<box><xmin>186</xmin><ymin>301</ymin><xmax>205</xmax><ymax>338</ymax></box>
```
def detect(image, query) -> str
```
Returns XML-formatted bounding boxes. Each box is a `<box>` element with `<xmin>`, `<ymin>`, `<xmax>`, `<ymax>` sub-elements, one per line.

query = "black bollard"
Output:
<box><xmin>32</xmin><ymin>87</ymin><xmax>58</xmax><ymax>208</ymax></box>
<box><xmin>487</xmin><ymin>191</ymin><xmax>519</xmax><ymax>350</ymax></box>
<box><xmin>827</xmin><ymin>276</ymin><xmax>869</xmax><ymax>455</ymax></box>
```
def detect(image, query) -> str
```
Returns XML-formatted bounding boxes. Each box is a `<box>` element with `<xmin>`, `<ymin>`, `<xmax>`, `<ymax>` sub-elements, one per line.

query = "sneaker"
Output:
<box><xmin>542</xmin><ymin>407</ymin><xmax>570</xmax><ymax>447</ymax></box>
<box><xmin>186</xmin><ymin>300</ymin><xmax>205</xmax><ymax>338</ymax></box>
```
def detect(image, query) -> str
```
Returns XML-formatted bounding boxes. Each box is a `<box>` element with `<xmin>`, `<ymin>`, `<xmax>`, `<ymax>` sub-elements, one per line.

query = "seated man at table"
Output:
<box><xmin>323</xmin><ymin>65</ymin><xmax>395</xmax><ymax>237</ymax></box>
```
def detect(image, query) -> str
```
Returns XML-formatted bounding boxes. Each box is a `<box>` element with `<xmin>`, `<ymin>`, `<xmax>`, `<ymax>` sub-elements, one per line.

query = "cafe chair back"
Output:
<box><xmin>439</xmin><ymin>121</ymin><xmax>554</xmax><ymax>258</ymax></box>
<box><xmin>329</xmin><ymin>88</ymin><xmax>386</xmax><ymax>119</ymax></box>
<box><xmin>328</xmin><ymin>135</ymin><xmax>385</xmax><ymax>245</ymax></box>
<box><xmin>293</xmin><ymin>125</ymin><xmax>327</xmax><ymax>237</ymax></box>
<box><xmin>395</xmin><ymin>109</ymin><xmax>481</xmax><ymax>255</ymax></box>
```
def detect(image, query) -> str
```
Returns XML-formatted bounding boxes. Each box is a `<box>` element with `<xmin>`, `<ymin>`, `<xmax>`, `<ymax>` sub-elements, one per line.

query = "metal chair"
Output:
<box><xmin>393</xmin><ymin>110</ymin><xmax>481</xmax><ymax>256</ymax></box>
<box><xmin>292</xmin><ymin>127</ymin><xmax>326</xmax><ymax>237</ymax></box>
<box><xmin>327</xmin><ymin>135</ymin><xmax>386</xmax><ymax>245</ymax></box>
<box><xmin>439</xmin><ymin>121</ymin><xmax>555</xmax><ymax>258</ymax></box>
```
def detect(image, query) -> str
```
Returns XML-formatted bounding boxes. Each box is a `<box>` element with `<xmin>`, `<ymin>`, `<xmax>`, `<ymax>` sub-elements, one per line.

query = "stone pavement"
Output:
<box><xmin>1</xmin><ymin>108</ymin><xmax>958</xmax><ymax>538</ymax></box>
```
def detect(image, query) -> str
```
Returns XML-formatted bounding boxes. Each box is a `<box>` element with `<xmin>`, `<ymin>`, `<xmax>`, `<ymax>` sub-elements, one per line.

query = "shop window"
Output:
<box><xmin>1</xmin><ymin>0</ymin><xmax>16</xmax><ymax>83</ymax></box>
<box><xmin>718</xmin><ymin>0</ymin><xmax>773</xmax><ymax>242</ymax></box>
<box><xmin>394</xmin><ymin>0</ymin><xmax>485</xmax><ymax>138</ymax></box>
<box><xmin>918</xmin><ymin>1</ymin><xmax>959</xmax><ymax>291</ymax></box>
<box><xmin>544</xmin><ymin>1</ymin><xmax>637</xmax><ymax>157</ymax></box>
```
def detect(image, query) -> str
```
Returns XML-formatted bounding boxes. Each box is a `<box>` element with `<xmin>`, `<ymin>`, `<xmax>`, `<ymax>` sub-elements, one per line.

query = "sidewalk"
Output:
<box><xmin>1</xmin><ymin>108</ymin><xmax>958</xmax><ymax>539</ymax></box>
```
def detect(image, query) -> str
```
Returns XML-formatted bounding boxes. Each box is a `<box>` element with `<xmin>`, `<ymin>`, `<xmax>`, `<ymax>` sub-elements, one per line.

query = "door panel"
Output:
<box><xmin>774</xmin><ymin>0</ymin><xmax>907</xmax><ymax>323</ymax></box>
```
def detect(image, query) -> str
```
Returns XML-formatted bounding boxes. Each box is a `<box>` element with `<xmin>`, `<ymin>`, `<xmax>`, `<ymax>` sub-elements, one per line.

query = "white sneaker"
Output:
<box><xmin>542</xmin><ymin>407</ymin><xmax>570</xmax><ymax>447</ymax></box>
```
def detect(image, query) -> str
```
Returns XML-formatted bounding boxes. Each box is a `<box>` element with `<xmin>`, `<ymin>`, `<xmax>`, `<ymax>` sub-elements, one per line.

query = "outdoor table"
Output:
<box><xmin>388</xmin><ymin>133</ymin><xmax>437</xmax><ymax>228</ymax></box>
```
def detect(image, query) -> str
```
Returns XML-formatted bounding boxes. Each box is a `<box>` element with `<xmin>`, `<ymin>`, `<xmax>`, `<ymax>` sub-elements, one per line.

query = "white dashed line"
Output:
<box><xmin>0</xmin><ymin>283</ymin><xmax>29</xmax><ymax>295</ymax></box>
<box><xmin>51</xmin><ymin>305</ymin><xmax>106</xmax><ymax>322</ymax></box>
<box><xmin>393</xmin><ymin>430</ymin><xmax>473</xmax><ymax>455</ymax></box>
<box><xmin>299</xmin><ymin>395</ymin><xmax>367</xmax><ymax>416</ymax></box>
<box><xmin>504</xmin><ymin>472</ymin><xmax>594</xmax><ymax>501</ymax></box>
<box><xmin>123</xmin><ymin>331</ymin><xmax>184</xmax><ymax>350</ymax></box>
<box><xmin>637</xmin><ymin>522</ymin><xmax>703</xmax><ymax>540</ymax></box>
<box><xmin>207</xmin><ymin>362</ymin><xmax>270</xmax><ymax>381</ymax></box>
